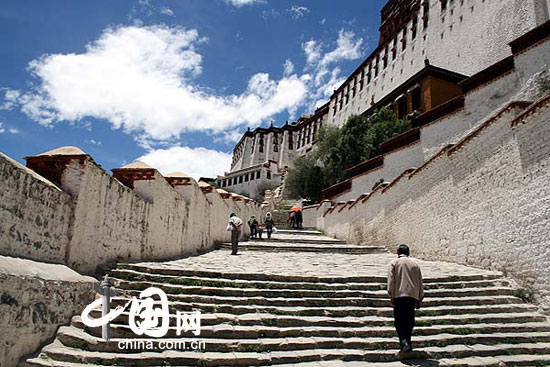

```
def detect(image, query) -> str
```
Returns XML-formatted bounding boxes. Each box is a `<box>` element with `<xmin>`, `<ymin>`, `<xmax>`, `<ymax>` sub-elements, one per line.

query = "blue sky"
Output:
<box><xmin>0</xmin><ymin>0</ymin><xmax>386</xmax><ymax>178</ymax></box>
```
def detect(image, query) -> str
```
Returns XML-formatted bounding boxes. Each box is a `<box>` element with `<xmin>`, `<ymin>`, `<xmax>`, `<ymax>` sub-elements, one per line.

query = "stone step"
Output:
<box><xmin>36</xmin><ymin>339</ymin><xmax>550</xmax><ymax>366</ymax></box>
<box><xmin>108</xmin><ymin>296</ymin><xmax>537</xmax><ymax>318</ymax></box>
<box><xmin>79</xmin><ymin>309</ymin><xmax>545</xmax><ymax>335</ymax></box>
<box><xmin>112</xmin><ymin>289</ymin><xmax>522</xmax><ymax>308</ymax></box>
<box><xmin>109</xmin><ymin>268</ymin><xmax>511</xmax><ymax>291</ymax></box>
<box><xmin>22</xmin><ymin>353</ymin><xmax>550</xmax><ymax>367</ymax></box>
<box><xmin>116</xmin><ymin>263</ymin><xmax>503</xmax><ymax>284</ymax></box>
<box><xmin>220</xmin><ymin>243</ymin><xmax>381</xmax><ymax>254</ymax></box>
<box><xmin>274</xmin><ymin>229</ymin><xmax>323</xmax><ymax>236</ymax></box>
<box><xmin>57</xmin><ymin>325</ymin><xmax>550</xmax><ymax>354</ymax></box>
<box><xmin>276</xmin><ymin>354</ymin><xmax>550</xmax><ymax>367</ymax></box>
<box><xmin>248</xmin><ymin>238</ymin><xmax>346</xmax><ymax>245</ymax></box>
<box><xmin>75</xmin><ymin>313</ymin><xmax>550</xmax><ymax>339</ymax></box>
<box><xmin>112</xmin><ymin>279</ymin><xmax>515</xmax><ymax>299</ymax></box>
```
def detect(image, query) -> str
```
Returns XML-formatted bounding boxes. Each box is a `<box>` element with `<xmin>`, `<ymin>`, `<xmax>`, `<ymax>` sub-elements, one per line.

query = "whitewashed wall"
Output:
<box><xmin>0</xmin><ymin>152</ymin><xmax>263</xmax><ymax>274</ymax></box>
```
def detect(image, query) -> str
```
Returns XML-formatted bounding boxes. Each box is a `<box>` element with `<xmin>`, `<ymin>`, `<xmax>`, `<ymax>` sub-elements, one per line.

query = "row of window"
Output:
<box><xmin>220</xmin><ymin>170</ymin><xmax>272</xmax><ymax>188</ymax></box>
<box><xmin>295</xmin><ymin>119</ymin><xmax>322</xmax><ymax>149</ymax></box>
<box><xmin>332</xmin><ymin>6</ymin><xmax>429</xmax><ymax>117</ymax></box>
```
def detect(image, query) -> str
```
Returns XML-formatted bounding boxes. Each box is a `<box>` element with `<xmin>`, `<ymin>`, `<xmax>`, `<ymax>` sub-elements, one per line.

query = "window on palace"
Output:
<box><xmin>288</xmin><ymin>132</ymin><xmax>293</xmax><ymax>150</ymax></box>
<box><xmin>256</xmin><ymin>170</ymin><xmax>261</xmax><ymax>179</ymax></box>
<box><xmin>412</xmin><ymin>87</ymin><xmax>422</xmax><ymax>112</ymax></box>
<box><xmin>397</xmin><ymin>96</ymin><xmax>408</xmax><ymax>120</ymax></box>
<box><xmin>273</xmin><ymin>133</ymin><xmax>279</xmax><ymax>152</ymax></box>
<box><xmin>228</xmin><ymin>178</ymin><xmax>232</xmax><ymax>186</ymax></box>
<box><xmin>267</xmin><ymin>171</ymin><xmax>271</xmax><ymax>179</ymax></box>
<box><xmin>333</xmin><ymin>105</ymin><xmax>337</xmax><ymax>116</ymax></box>
<box><xmin>259</xmin><ymin>135</ymin><xmax>264</xmax><ymax>153</ymax></box>
<box><xmin>239</xmin><ymin>176</ymin><xmax>243</xmax><ymax>184</ymax></box>
<box><xmin>412</xmin><ymin>16</ymin><xmax>418</xmax><ymax>39</ymax></box>
<box><xmin>392</xmin><ymin>38</ymin><xmax>397</xmax><ymax>60</ymax></box>
<box><xmin>383</xmin><ymin>47</ymin><xmax>388</xmax><ymax>68</ymax></box>
<box><xmin>441</xmin><ymin>0</ymin><xmax>447</xmax><ymax>10</ymax></box>
<box><xmin>402</xmin><ymin>28</ymin><xmax>407</xmax><ymax>50</ymax></box>
<box><xmin>359</xmin><ymin>69</ymin><xmax>364</xmax><ymax>90</ymax></box>
<box><xmin>368</xmin><ymin>64</ymin><xmax>372</xmax><ymax>83</ymax></box>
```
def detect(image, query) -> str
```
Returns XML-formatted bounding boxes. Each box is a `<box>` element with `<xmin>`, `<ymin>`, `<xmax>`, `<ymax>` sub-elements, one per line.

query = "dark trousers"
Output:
<box><xmin>266</xmin><ymin>226</ymin><xmax>272</xmax><ymax>239</ymax></box>
<box><xmin>231</xmin><ymin>230</ymin><xmax>240</xmax><ymax>254</ymax></box>
<box><xmin>393</xmin><ymin>297</ymin><xmax>416</xmax><ymax>348</ymax></box>
<box><xmin>249</xmin><ymin>225</ymin><xmax>257</xmax><ymax>238</ymax></box>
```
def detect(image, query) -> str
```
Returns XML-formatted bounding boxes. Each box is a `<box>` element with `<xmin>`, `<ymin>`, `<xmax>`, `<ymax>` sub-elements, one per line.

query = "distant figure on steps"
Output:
<box><xmin>227</xmin><ymin>213</ymin><xmax>243</xmax><ymax>255</ymax></box>
<box><xmin>387</xmin><ymin>244</ymin><xmax>424</xmax><ymax>355</ymax></box>
<box><xmin>264</xmin><ymin>212</ymin><xmax>275</xmax><ymax>239</ymax></box>
<box><xmin>248</xmin><ymin>216</ymin><xmax>258</xmax><ymax>239</ymax></box>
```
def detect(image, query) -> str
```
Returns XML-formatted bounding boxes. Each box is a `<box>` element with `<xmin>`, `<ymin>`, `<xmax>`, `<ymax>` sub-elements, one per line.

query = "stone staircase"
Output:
<box><xmin>221</xmin><ymin>229</ymin><xmax>383</xmax><ymax>254</ymax></box>
<box><xmin>20</xmin><ymin>231</ymin><xmax>550</xmax><ymax>366</ymax></box>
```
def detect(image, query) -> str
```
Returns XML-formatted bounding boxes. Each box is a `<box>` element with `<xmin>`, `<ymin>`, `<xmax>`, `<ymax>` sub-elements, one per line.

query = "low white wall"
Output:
<box><xmin>0</xmin><ymin>256</ymin><xmax>95</xmax><ymax>367</ymax></box>
<box><xmin>0</xmin><ymin>152</ymin><xmax>263</xmax><ymax>274</ymax></box>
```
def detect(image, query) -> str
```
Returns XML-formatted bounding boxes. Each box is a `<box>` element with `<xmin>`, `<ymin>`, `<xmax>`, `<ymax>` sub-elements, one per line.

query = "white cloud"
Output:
<box><xmin>283</xmin><ymin>59</ymin><xmax>294</xmax><ymax>76</ymax></box>
<box><xmin>160</xmin><ymin>7</ymin><xmax>175</xmax><ymax>17</ymax></box>
<box><xmin>261</xmin><ymin>9</ymin><xmax>280</xmax><ymax>19</ymax></box>
<box><xmin>86</xmin><ymin>139</ymin><xmax>102</xmax><ymax>145</ymax></box>
<box><xmin>138</xmin><ymin>146</ymin><xmax>232</xmax><ymax>179</ymax></box>
<box><xmin>0</xmin><ymin>122</ymin><xmax>19</xmax><ymax>134</ymax></box>
<box><xmin>5</xmin><ymin>25</ymin><xmax>308</xmax><ymax>141</ymax></box>
<box><xmin>1</xmin><ymin>89</ymin><xmax>20</xmax><ymax>110</ymax></box>
<box><xmin>301</xmin><ymin>29</ymin><xmax>364</xmax><ymax>107</ymax></box>
<box><xmin>288</xmin><ymin>5</ymin><xmax>310</xmax><ymax>19</ymax></box>
<box><xmin>225</xmin><ymin>0</ymin><xmax>265</xmax><ymax>7</ymax></box>
<box><xmin>303</xmin><ymin>40</ymin><xmax>322</xmax><ymax>64</ymax></box>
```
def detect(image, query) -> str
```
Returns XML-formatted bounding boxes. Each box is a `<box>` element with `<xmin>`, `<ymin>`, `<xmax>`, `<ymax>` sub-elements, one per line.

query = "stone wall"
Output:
<box><xmin>0</xmin><ymin>150</ymin><xmax>263</xmax><ymax>274</ymax></box>
<box><xmin>0</xmin><ymin>153</ymin><xmax>73</xmax><ymax>264</ymax></box>
<box><xmin>310</xmin><ymin>32</ymin><xmax>550</xmax><ymax>310</ymax></box>
<box><xmin>320</xmin><ymin>96</ymin><xmax>550</xmax><ymax>310</ymax></box>
<box><xmin>0</xmin><ymin>256</ymin><xmax>95</xmax><ymax>367</ymax></box>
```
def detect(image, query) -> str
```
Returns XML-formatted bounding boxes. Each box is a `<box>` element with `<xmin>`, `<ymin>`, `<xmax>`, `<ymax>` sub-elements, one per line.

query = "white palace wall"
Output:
<box><xmin>315</xmin><ymin>35</ymin><xmax>550</xmax><ymax>310</ymax></box>
<box><xmin>328</xmin><ymin>0</ymin><xmax>547</xmax><ymax>127</ymax></box>
<box><xmin>0</xmin><ymin>150</ymin><xmax>262</xmax><ymax>274</ymax></box>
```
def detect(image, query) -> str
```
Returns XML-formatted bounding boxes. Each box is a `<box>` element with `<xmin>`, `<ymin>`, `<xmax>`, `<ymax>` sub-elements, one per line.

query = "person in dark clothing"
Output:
<box><xmin>288</xmin><ymin>211</ymin><xmax>296</xmax><ymax>229</ymax></box>
<box><xmin>264</xmin><ymin>212</ymin><xmax>275</xmax><ymax>239</ymax></box>
<box><xmin>248</xmin><ymin>216</ymin><xmax>258</xmax><ymax>238</ymax></box>
<box><xmin>387</xmin><ymin>244</ymin><xmax>424</xmax><ymax>354</ymax></box>
<box><xmin>295</xmin><ymin>210</ymin><xmax>303</xmax><ymax>229</ymax></box>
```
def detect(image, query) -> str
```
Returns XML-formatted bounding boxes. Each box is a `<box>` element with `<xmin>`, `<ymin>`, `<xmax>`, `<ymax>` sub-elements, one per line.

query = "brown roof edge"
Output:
<box><xmin>321</xmin><ymin>179</ymin><xmax>352</xmax><ymax>200</ymax></box>
<box><xmin>449</xmin><ymin>100</ymin><xmax>533</xmax><ymax>155</ymax></box>
<box><xmin>411</xmin><ymin>96</ymin><xmax>465</xmax><ymax>128</ymax></box>
<box><xmin>380</xmin><ymin>128</ymin><xmax>420</xmax><ymax>154</ymax></box>
<box><xmin>409</xmin><ymin>144</ymin><xmax>454</xmax><ymax>179</ymax></box>
<box><xmin>460</xmin><ymin>56</ymin><xmax>515</xmax><ymax>93</ymax></box>
<box><xmin>381</xmin><ymin>168</ymin><xmax>416</xmax><ymax>194</ymax></box>
<box><xmin>348</xmin><ymin>155</ymin><xmax>384</xmax><ymax>178</ymax></box>
<box><xmin>510</xmin><ymin>93</ymin><xmax>550</xmax><ymax>127</ymax></box>
<box><xmin>509</xmin><ymin>20</ymin><xmax>550</xmax><ymax>55</ymax></box>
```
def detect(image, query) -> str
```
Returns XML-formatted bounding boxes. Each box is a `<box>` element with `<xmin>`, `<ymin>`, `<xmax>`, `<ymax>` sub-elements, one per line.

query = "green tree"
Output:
<box><xmin>286</xmin><ymin>107</ymin><xmax>410</xmax><ymax>203</ymax></box>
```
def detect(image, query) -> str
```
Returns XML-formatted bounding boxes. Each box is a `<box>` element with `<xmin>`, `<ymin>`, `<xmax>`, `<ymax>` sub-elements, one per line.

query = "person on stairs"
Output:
<box><xmin>228</xmin><ymin>213</ymin><xmax>243</xmax><ymax>255</ymax></box>
<box><xmin>248</xmin><ymin>216</ymin><xmax>258</xmax><ymax>239</ymax></box>
<box><xmin>387</xmin><ymin>244</ymin><xmax>424</xmax><ymax>355</ymax></box>
<box><xmin>264</xmin><ymin>212</ymin><xmax>275</xmax><ymax>239</ymax></box>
